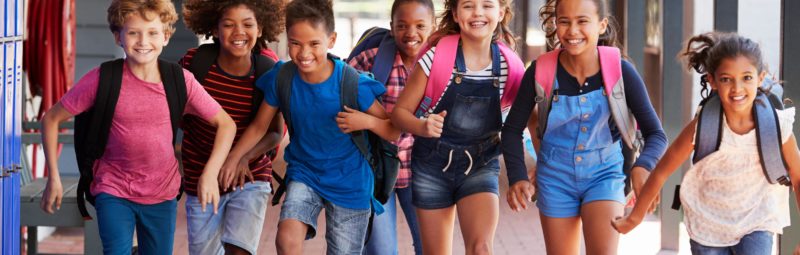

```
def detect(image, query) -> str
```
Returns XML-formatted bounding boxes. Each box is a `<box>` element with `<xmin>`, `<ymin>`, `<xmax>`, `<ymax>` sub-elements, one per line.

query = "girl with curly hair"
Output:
<box><xmin>180</xmin><ymin>1</ymin><xmax>285</xmax><ymax>254</ymax></box>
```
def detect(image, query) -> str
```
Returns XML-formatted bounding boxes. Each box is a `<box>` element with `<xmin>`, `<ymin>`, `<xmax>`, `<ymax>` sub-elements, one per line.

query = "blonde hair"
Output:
<box><xmin>107</xmin><ymin>0</ymin><xmax>178</xmax><ymax>36</ymax></box>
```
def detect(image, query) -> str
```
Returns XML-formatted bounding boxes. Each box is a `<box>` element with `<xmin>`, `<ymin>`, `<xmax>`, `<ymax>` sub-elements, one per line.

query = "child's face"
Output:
<box><xmin>555</xmin><ymin>0</ymin><xmax>608</xmax><ymax>56</ymax></box>
<box><xmin>391</xmin><ymin>2</ymin><xmax>434</xmax><ymax>60</ymax></box>
<box><xmin>287</xmin><ymin>21</ymin><xmax>336</xmax><ymax>76</ymax></box>
<box><xmin>214</xmin><ymin>4</ymin><xmax>261</xmax><ymax>58</ymax></box>
<box><xmin>114</xmin><ymin>11</ymin><xmax>170</xmax><ymax>66</ymax></box>
<box><xmin>709</xmin><ymin>55</ymin><xmax>767</xmax><ymax>114</ymax></box>
<box><xmin>453</xmin><ymin>0</ymin><xmax>505</xmax><ymax>42</ymax></box>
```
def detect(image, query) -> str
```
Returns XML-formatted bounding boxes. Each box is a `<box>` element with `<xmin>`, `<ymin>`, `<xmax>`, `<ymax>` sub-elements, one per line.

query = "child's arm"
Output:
<box><xmin>40</xmin><ymin>103</ymin><xmax>75</xmax><ymax>214</ymax></box>
<box><xmin>392</xmin><ymin>65</ymin><xmax>447</xmax><ymax>138</ymax></box>
<box><xmin>230</xmin><ymin>113</ymin><xmax>285</xmax><ymax>190</ymax></box>
<box><xmin>220</xmin><ymin>102</ymin><xmax>278</xmax><ymax>189</ymax></box>
<box><xmin>502</xmin><ymin>67</ymin><xmax>537</xmax><ymax>212</ymax></box>
<box><xmin>197</xmin><ymin>110</ymin><xmax>236</xmax><ymax>213</ymax></box>
<box><xmin>336</xmin><ymin>102</ymin><xmax>401</xmax><ymax>141</ymax></box>
<box><xmin>613</xmin><ymin>119</ymin><xmax>697</xmax><ymax>234</ymax></box>
<box><xmin>780</xmin><ymin>133</ymin><xmax>800</xmax><ymax>253</ymax></box>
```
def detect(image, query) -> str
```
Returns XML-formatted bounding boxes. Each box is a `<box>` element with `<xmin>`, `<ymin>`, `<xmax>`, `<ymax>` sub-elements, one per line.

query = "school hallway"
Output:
<box><xmin>33</xmin><ymin>137</ymin><xmax>690</xmax><ymax>255</ymax></box>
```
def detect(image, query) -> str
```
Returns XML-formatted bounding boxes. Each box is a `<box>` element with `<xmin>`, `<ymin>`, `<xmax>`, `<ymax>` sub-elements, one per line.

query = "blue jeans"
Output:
<box><xmin>363</xmin><ymin>188</ymin><xmax>424</xmax><ymax>255</ymax></box>
<box><xmin>186</xmin><ymin>181</ymin><xmax>271</xmax><ymax>255</ymax></box>
<box><xmin>280</xmin><ymin>181</ymin><xmax>371</xmax><ymax>254</ymax></box>
<box><xmin>94</xmin><ymin>193</ymin><xmax>177</xmax><ymax>255</ymax></box>
<box><xmin>689</xmin><ymin>231</ymin><xmax>773</xmax><ymax>255</ymax></box>
<box><xmin>396</xmin><ymin>187</ymin><xmax>423</xmax><ymax>255</ymax></box>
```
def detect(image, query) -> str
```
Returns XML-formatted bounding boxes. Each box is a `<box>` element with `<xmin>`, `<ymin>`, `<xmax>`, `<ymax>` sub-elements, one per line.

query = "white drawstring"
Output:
<box><xmin>441</xmin><ymin>149</ymin><xmax>474</xmax><ymax>175</ymax></box>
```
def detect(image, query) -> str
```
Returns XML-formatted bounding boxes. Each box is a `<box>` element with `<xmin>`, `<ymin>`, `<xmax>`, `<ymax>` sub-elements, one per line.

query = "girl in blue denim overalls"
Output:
<box><xmin>391</xmin><ymin>0</ymin><xmax>524</xmax><ymax>253</ymax></box>
<box><xmin>501</xmin><ymin>0</ymin><xmax>667</xmax><ymax>254</ymax></box>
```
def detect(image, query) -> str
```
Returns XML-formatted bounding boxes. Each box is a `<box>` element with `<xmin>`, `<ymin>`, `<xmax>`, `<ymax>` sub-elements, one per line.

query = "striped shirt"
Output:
<box><xmin>180</xmin><ymin>48</ymin><xmax>275</xmax><ymax>196</ymax></box>
<box><xmin>348</xmin><ymin>48</ymin><xmax>414</xmax><ymax>188</ymax></box>
<box><xmin>418</xmin><ymin>46</ymin><xmax>509</xmax><ymax>115</ymax></box>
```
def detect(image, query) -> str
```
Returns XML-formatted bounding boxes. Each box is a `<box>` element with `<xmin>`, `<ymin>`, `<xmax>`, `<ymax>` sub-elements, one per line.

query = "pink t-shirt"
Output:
<box><xmin>60</xmin><ymin>62</ymin><xmax>221</xmax><ymax>204</ymax></box>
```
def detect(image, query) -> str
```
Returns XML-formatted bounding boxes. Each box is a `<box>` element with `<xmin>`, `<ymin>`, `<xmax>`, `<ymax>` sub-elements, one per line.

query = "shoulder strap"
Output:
<box><xmin>187</xmin><ymin>43</ymin><xmax>219</xmax><ymax>84</ymax></box>
<box><xmin>598</xmin><ymin>46</ymin><xmax>638</xmax><ymax>149</ymax></box>
<box><xmin>423</xmin><ymin>34</ymin><xmax>461</xmax><ymax>112</ymax></box>
<box><xmin>371</xmin><ymin>33</ymin><xmax>397</xmax><ymax>85</ymax></box>
<box><xmin>754</xmin><ymin>91</ymin><xmax>791</xmax><ymax>185</ymax></box>
<box><xmin>533</xmin><ymin>49</ymin><xmax>560</xmax><ymax>139</ymax></box>
<box><xmin>497</xmin><ymin>42</ymin><xmax>524</xmax><ymax>110</ymax></box>
<box><xmin>340</xmin><ymin>65</ymin><xmax>373</xmax><ymax>166</ymax></box>
<box><xmin>158</xmin><ymin>60</ymin><xmax>187</xmax><ymax>145</ymax></box>
<box><xmin>252</xmin><ymin>54</ymin><xmax>276</xmax><ymax>119</ymax></box>
<box><xmin>276</xmin><ymin>62</ymin><xmax>296</xmax><ymax>136</ymax></box>
<box><xmin>693</xmin><ymin>94</ymin><xmax>723</xmax><ymax>164</ymax></box>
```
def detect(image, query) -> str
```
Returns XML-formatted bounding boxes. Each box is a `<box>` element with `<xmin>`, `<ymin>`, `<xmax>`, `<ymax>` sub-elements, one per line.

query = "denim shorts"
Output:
<box><xmin>279</xmin><ymin>181</ymin><xmax>371</xmax><ymax>254</ymax></box>
<box><xmin>535</xmin><ymin>143</ymin><xmax>626</xmax><ymax>218</ymax></box>
<box><xmin>411</xmin><ymin>137</ymin><xmax>501</xmax><ymax>209</ymax></box>
<box><xmin>690</xmin><ymin>231</ymin><xmax>773</xmax><ymax>255</ymax></box>
<box><xmin>185</xmin><ymin>181</ymin><xmax>271</xmax><ymax>255</ymax></box>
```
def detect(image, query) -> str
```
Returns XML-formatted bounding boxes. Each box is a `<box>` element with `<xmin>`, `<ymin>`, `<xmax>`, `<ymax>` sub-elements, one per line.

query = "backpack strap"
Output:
<box><xmin>693</xmin><ymin>94</ymin><xmax>723</xmax><ymax>164</ymax></box>
<box><xmin>754</xmin><ymin>91</ymin><xmax>791</xmax><ymax>185</ymax></box>
<box><xmin>421</xmin><ymin>35</ymin><xmax>460</xmax><ymax>114</ymax></box>
<box><xmin>76</xmin><ymin>58</ymin><xmax>125</xmax><ymax>219</ymax></box>
<box><xmin>187</xmin><ymin>43</ymin><xmax>219</xmax><ymax>84</ymax></box>
<box><xmin>276</xmin><ymin>62</ymin><xmax>296</xmax><ymax>136</ymax></box>
<box><xmin>340</xmin><ymin>65</ymin><xmax>372</xmax><ymax>167</ymax></box>
<box><xmin>158</xmin><ymin>60</ymin><xmax>188</xmax><ymax>145</ymax></box>
<box><xmin>533</xmin><ymin>49</ymin><xmax>560</xmax><ymax>139</ymax></box>
<box><xmin>497</xmin><ymin>42</ymin><xmax>523</xmax><ymax>110</ymax></box>
<box><xmin>598</xmin><ymin>46</ymin><xmax>638</xmax><ymax>150</ymax></box>
<box><xmin>371</xmin><ymin>34</ymin><xmax>397</xmax><ymax>85</ymax></box>
<box><xmin>252</xmin><ymin>53</ymin><xmax>276</xmax><ymax>120</ymax></box>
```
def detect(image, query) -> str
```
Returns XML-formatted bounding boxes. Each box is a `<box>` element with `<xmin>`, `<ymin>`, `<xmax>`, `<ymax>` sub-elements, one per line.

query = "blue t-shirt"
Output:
<box><xmin>257</xmin><ymin>59</ymin><xmax>386</xmax><ymax>209</ymax></box>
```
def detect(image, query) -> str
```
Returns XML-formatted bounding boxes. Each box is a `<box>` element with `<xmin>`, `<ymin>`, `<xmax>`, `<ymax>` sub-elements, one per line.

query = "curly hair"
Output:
<box><xmin>428</xmin><ymin>0</ymin><xmax>517</xmax><ymax>50</ymax></box>
<box><xmin>182</xmin><ymin>0</ymin><xmax>285</xmax><ymax>50</ymax></box>
<box><xmin>108</xmin><ymin>0</ymin><xmax>178</xmax><ymax>36</ymax></box>
<box><xmin>682</xmin><ymin>32</ymin><xmax>766</xmax><ymax>99</ymax></box>
<box><xmin>285</xmin><ymin>0</ymin><xmax>335</xmax><ymax>34</ymax></box>
<box><xmin>539</xmin><ymin>0</ymin><xmax>621</xmax><ymax>52</ymax></box>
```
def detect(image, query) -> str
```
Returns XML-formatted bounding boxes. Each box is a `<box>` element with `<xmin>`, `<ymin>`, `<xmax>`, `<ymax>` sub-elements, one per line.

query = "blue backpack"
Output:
<box><xmin>346</xmin><ymin>27</ymin><xmax>397</xmax><ymax>85</ymax></box>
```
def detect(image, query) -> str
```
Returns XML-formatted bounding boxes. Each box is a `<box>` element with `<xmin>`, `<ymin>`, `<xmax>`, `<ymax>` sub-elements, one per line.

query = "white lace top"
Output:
<box><xmin>681</xmin><ymin>107</ymin><xmax>795</xmax><ymax>246</ymax></box>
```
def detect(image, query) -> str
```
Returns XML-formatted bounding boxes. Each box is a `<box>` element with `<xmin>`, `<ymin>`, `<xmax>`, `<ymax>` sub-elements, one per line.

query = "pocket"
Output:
<box><xmin>445</xmin><ymin>94</ymin><xmax>496</xmax><ymax>137</ymax></box>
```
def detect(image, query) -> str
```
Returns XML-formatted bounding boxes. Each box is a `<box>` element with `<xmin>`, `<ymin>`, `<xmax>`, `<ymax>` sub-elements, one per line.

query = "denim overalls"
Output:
<box><xmin>411</xmin><ymin>43</ymin><xmax>504</xmax><ymax>209</ymax></box>
<box><xmin>535</xmin><ymin>73</ymin><xmax>626</xmax><ymax>218</ymax></box>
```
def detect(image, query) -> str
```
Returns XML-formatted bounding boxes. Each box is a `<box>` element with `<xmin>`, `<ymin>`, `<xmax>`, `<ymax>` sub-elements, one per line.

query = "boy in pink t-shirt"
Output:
<box><xmin>38</xmin><ymin>0</ymin><xmax>236</xmax><ymax>253</ymax></box>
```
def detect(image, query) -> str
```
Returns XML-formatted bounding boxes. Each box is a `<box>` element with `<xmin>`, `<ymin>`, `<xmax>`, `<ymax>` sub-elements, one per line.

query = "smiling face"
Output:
<box><xmin>287</xmin><ymin>20</ymin><xmax>336</xmax><ymax>81</ymax></box>
<box><xmin>391</xmin><ymin>2</ymin><xmax>434</xmax><ymax>61</ymax></box>
<box><xmin>114</xmin><ymin>11</ymin><xmax>170</xmax><ymax>67</ymax></box>
<box><xmin>452</xmin><ymin>0</ymin><xmax>505</xmax><ymax>42</ymax></box>
<box><xmin>709</xmin><ymin>55</ymin><xmax>766</xmax><ymax>115</ymax></box>
<box><xmin>214</xmin><ymin>4</ymin><xmax>261</xmax><ymax>59</ymax></box>
<box><xmin>555</xmin><ymin>0</ymin><xmax>608</xmax><ymax>56</ymax></box>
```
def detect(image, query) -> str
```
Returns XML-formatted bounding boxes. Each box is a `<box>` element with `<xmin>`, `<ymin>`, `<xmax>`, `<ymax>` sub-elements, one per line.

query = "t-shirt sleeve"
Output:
<box><xmin>60</xmin><ymin>68</ymin><xmax>101</xmax><ymax>115</ymax></box>
<box><xmin>257</xmin><ymin>60</ymin><xmax>285</xmax><ymax>108</ymax></box>
<box><xmin>357</xmin><ymin>73</ymin><xmax>387</xmax><ymax>112</ymax></box>
<box><xmin>182</xmin><ymin>68</ymin><xmax>222</xmax><ymax>122</ymax></box>
<box><xmin>778</xmin><ymin>107</ymin><xmax>796</xmax><ymax>144</ymax></box>
<box><xmin>417</xmin><ymin>47</ymin><xmax>436</xmax><ymax>77</ymax></box>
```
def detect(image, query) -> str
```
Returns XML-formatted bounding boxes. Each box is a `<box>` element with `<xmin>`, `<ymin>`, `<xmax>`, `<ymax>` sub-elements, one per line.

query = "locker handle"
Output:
<box><xmin>9</xmin><ymin>164</ymin><xmax>21</xmax><ymax>172</ymax></box>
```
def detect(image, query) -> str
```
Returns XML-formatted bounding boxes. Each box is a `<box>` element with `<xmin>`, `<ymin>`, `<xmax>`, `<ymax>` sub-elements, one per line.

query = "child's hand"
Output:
<box><xmin>40</xmin><ymin>177</ymin><xmax>64</xmax><ymax>214</ymax></box>
<box><xmin>507</xmin><ymin>180</ymin><xmax>535</xmax><ymax>212</ymax></box>
<box><xmin>198</xmin><ymin>173</ymin><xmax>220</xmax><ymax>214</ymax></box>
<box><xmin>336</xmin><ymin>106</ymin><xmax>374</xmax><ymax>133</ymax></box>
<box><xmin>219</xmin><ymin>158</ymin><xmax>239</xmax><ymax>192</ymax></box>
<box><xmin>423</xmin><ymin>111</ymin><xmax>447</xmax><ymax>138</ymax></box>
<box><xmin>612</xmin><ymin>215</ymin><xmax>642</xmax><ymax>234</ymax></box>
<box><xmin>631</xmin><ymin>166</ymin><xmax>659</xmax><ymax>213</ymax></box>
<box><xmin>234</xmin><ymin>158</ymin><xmax>255</xmax><ymax>191</ymax></box>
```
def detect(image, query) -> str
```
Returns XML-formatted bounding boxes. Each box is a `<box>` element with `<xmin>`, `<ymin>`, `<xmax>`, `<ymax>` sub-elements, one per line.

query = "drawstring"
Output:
<box><xmin>442</xmin><ymin>149</ymin><xmax>474</xmax><ymax>175</ymax></box>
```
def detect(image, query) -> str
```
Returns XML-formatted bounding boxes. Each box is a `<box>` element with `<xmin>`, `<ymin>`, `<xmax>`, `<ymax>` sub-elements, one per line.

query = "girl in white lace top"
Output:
<box><xmin>612</xmin><ymin>32</ymin><xmax>800</xmax><ymax>254</ymax></box>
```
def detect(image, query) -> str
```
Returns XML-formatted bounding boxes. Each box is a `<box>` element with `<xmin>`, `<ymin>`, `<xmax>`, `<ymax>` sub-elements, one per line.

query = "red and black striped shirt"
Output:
<box><xmin>180</xmin><ymin>48</ymin><xmax>276</xmax><ymax>196</ymax></box>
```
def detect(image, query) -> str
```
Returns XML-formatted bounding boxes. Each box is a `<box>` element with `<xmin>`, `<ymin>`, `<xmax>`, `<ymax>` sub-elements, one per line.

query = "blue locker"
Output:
<box><xmin>1</xmin><ymin>1</ymin><xmax>5</xmax><ymax>37</ymax></box>
<box><xmin>2</xmin><ymin>40</ymin><xmax>12</xmax><ymax>255</ymax></box>
<box><xmin>0</xmin><ymin>40</ymin><xmax>6</xmax><ymax>255</ymax></box>
<box><xmin>14</xmin><ymin>0</ymin><xmax>21</xmax><ymax>36</ymax></box>
<box><xmin>3</xmin><ymin>0</ymin><xmax>12</xmax><ymax>37</ymax></box>
<box><xmin>10</xmin><ymin>39</ymin><xmax>21</xmax><ymax>255</ymax></box>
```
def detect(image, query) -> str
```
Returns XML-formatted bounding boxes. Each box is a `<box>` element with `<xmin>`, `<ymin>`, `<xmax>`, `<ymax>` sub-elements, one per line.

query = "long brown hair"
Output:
<box><xmin>538</xmin><ymin>0</ymin><xmax>621</xmax><ymax>52</ymax></box>
<box><xmin>428</xmin><ymin>0</ymin><xmax>517</xmax><ymax>50</ymax></box>
<box><xmin>682</xmin><ymin>32</ymin><xmax>766</xmax><ymax>99</ymax></box>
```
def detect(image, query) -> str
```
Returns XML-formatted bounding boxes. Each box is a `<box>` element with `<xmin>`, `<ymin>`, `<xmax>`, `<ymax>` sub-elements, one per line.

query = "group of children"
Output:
<box><xmin>35</xmin><ymin>0</ymin><xmax>800</xmax><ymax>254</ymax></box>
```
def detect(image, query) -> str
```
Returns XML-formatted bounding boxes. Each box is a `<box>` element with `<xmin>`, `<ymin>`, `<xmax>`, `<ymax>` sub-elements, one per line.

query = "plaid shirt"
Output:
<box><xmin>348</xmin><ymin>48</ymin><xmax>414</xmax><ymax>188</ymax></box>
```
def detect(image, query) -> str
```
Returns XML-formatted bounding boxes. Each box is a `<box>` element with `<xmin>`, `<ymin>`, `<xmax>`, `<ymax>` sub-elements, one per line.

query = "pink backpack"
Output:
<box><xmin>415</xmin><ymin>34</ymin><xmax>524</xmax><ymax>116</ymax></box>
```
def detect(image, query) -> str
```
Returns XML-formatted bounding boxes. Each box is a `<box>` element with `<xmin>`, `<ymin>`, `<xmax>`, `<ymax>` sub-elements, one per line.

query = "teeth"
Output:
<box><xmin>405</xmin><ymin>41</ymin><xmax>419</xmax><ymax>46</ymax></box>
<box><xmin>300</xmin><ymin>60</ymin><xmax>313</xmax><ymax>65</ymax></box>
<box><xmin>233</xmin><ymin>40</ymin><xmax>246</xmax><ymax>46</ymax></box>
<box><xmin>732</xmin><ymin>95</ymin><xmax>746</xmax><ymax>101</ymax></box>
<box><xmin>567</xmin><ymin>39</ymin><xmax>584</xmax><ymax>45</ymax></box>
<box><xmin>469</xmin><ymin>21</ymin><xmax>487</xmax><ymax>27</ymax></box>
<box><xmin>135</xmin><ymin>49</ymin><xmax>152</xmax><ymax>54</ymax></box>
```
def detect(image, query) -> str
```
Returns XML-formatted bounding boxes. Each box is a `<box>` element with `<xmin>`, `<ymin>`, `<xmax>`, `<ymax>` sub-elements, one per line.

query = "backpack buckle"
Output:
<box><xmin>778</xmin><ymin>175</ymin><xmax>791</xmax><ymax>186</ymax></box>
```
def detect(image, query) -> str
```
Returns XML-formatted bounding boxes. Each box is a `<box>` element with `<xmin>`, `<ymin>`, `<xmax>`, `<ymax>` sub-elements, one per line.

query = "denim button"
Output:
<box><xmin>583</xmin><ymin>113</ymin><xmax>590</xmax><ymax>119</ymax></box>
<box><xmin>580</xmin><ymin>97</ymin><xmax>587</xmax><ymax>103</ymax></box>
<box><xmin>581</xmin><ymin>126</ymin><xmax>587</xmax><ymax>132</ymax></box>
<box><xmin>577</xmin><ymin>144</ymin><xmax>585</xmax><ymax>150</ymax></box>
<box><xmin>576</xmin><ymin>156</ymin><xmax>583</xmax><ymax>162</ymax></box>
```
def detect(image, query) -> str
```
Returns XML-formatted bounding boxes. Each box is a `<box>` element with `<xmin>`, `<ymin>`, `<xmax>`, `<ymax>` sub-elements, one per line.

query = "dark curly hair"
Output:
<box><xmin>539</xmin><ymin>0</ymin><xmax>621</xmax><ymax>52</ymax></box>
<box><xmin>429</xmin><ymin>0</ymin><xmax>517</xmax><ymax>50</ymax></box>
<box><xmin>182</xmin><ymin>0</ymin><xmax>285</xmax><ymax>50</ymax></box>
<box><xmin>682</xmin><ymin>32</ymin><xmax>766</xmax><ymax>99</ymax></box>
<box><xmin>285</xmin><ymin>0</ymin><xmax>335</xmax><ymax>35</ymax></box>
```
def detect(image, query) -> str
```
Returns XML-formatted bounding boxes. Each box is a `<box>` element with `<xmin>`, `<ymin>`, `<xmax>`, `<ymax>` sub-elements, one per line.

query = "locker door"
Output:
<box><xmin>0</xmin><ymin>40</ymin><xmax>5</xmax><ymax>255</ymax></box>
<box><xmin>1</xmin><ymin>0</ymin><xmax>5</xmax><ymax>37</ymax></box>
<box><xmin>13</xmin><ymin>0</ymin><xmax>20</xmax><ymax>36</ymax></box>
<box><xmin>3</xmin><ymin>0</ymin><xmax>12</xmax><ymax>37</ymax></box>
<box><xmin>10</xmin><ymin>38</ymin><xmax>21</xmax><ymax>255</ymax></box>
<box><xmin>2</xmin><ymin>40</ymin><xmax>12</xmax><ymax>255</ymax></box>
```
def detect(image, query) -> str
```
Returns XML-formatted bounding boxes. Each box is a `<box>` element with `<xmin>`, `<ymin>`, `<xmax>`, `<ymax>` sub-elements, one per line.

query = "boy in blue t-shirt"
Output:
<box><xmin>221</xmin><ymin>0</ymin><xmax>400</xmax><ymax>253</ymax></box>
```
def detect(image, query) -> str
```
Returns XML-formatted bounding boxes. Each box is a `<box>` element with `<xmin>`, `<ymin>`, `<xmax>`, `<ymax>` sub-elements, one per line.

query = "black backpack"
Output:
<box><xmin>671</xmin><ymin>79</ymin><xmax>792</xmax><ymax>210</ymax></box>
<box><xmin>74</xmin><ymin>59</ymin><xmax>187</xmax><ymax>219</ymax></box>
<box><xmin>346</xmin><ymin>27</ymin><xmax>397</xmax><ymax>85</ymax></box>
<box><xmin>270</xmin><ymin>55</ymin><xmax>400</xmax><ymax>207</ymax></box>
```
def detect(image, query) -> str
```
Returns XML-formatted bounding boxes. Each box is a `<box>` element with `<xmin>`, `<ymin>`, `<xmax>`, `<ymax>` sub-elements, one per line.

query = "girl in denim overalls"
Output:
<box><xmin>391</xmin><ymin>0</ymin><xmax>523</xmax><ymax>253</ymax></box>
<box><xmin>501</xmin><ymin>0</ymin><xmax>667</xmax><ymax>254</ymax></box>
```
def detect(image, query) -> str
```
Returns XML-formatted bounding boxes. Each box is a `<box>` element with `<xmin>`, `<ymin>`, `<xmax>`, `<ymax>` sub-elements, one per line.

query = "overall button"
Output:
<box><xmin>577</xmin><ymin>144</ymin><xmax>585</xmax><ymax>150</ymax></box>
<box><xmin>580</xmin><ymin>97</ymin><xmax>587</xmax><ymax>103</ymax></box>
<box><xmin>576</xmin><ymin>156</ymin><xmax>583</xmax><ymax>162</ymax></box>
<box><xmin>582</xmin><ymin>113</ymin><xmax>590</xmax><ymax>120</ymax></box>
<box><xmin>581</xmin><ymin>126</ymin><xmax>588</xmax><ymax>132</ymax></box>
